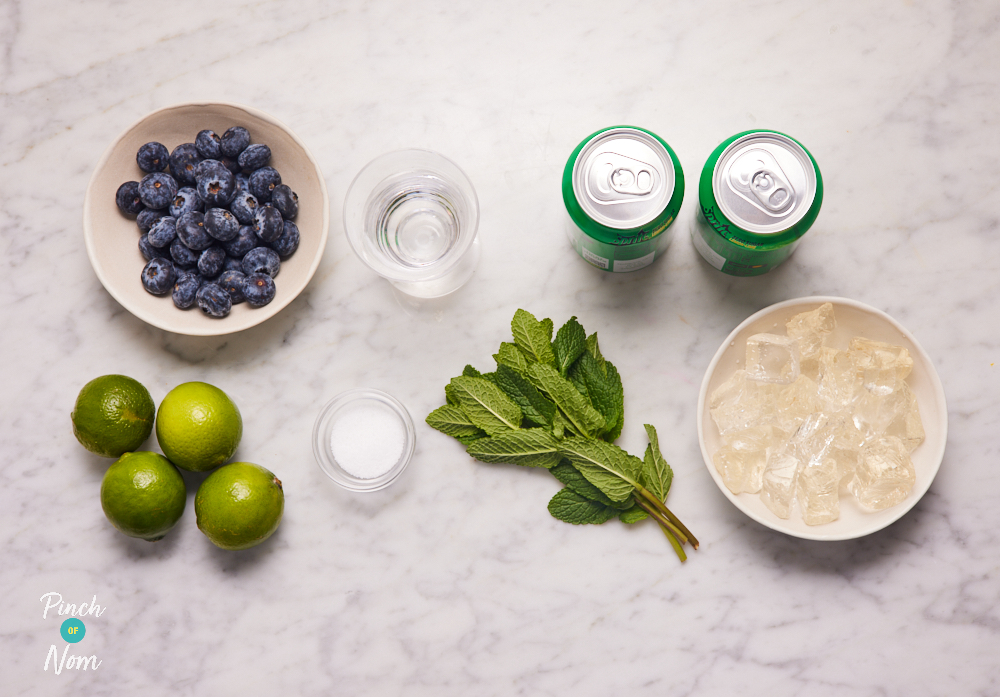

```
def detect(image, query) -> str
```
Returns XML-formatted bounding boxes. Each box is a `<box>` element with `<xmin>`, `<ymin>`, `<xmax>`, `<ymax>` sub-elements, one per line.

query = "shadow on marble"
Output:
<box><xmin>736</xmin><ymin>488</ymin><xmax>941</xmax><ymax>574</ymax></box>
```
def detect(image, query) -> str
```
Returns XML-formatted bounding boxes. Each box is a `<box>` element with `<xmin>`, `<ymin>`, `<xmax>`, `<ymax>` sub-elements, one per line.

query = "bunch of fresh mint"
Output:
<box><xmin>426</xmin><ymin>309</ymin><xmax>698</xmax><ymax>561</ymax></box>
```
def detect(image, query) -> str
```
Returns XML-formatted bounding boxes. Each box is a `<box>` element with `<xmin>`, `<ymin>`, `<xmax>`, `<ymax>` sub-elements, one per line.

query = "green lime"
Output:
<box><xmin>72</xmin><ymin>375</ymin><xmax>155</xmax><ymax>458</ymax></box>
<box><xmin>155</xmin><ymin>382</ymin><xmax>242</xmax><ymax>472</ymax></box>
<box><xmin>195</xmin><ymin>462</ymin><xmax>284</xmax><ymax>550</ymax></box>
<box><xmin>101</xmin><ymin>451</ymin><xmax>187</xmax><ymax>541</ymax></box>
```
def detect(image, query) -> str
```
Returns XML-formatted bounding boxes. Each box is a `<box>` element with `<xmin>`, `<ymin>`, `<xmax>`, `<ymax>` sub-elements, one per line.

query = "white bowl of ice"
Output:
<box><xmin>697</xmin><ymin>297</ymin><xmax>948</xmax><ymax>541</ymax></box>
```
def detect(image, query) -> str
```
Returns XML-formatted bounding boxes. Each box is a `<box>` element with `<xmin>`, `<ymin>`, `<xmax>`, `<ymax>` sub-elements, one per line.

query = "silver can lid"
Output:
<box><xmin>572</xmin><ymin>128</ymin><xmax>675</xmax><ymax>230</ymax></box>
<box><xmin>713</xmin><ymin>133</ymin><xmax>817</xmax><ymax>234</ymax></box>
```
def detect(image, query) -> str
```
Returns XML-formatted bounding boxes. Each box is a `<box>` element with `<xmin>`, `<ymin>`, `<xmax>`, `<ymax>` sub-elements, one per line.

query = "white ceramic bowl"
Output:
<box><xmin>697</xmin><ymin>296</ymin><xmax>948</xmax><ymax>541</ymax></box>
<box><xmin>84</xmin><ymin>102</ymin><xmax>329</xmax><ymax>336</ymax></box>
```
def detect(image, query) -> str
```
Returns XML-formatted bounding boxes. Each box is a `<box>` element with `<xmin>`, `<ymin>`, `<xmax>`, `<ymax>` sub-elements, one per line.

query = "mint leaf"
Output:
<box><xmin>541</xmin><ymin>317</ymin><xmax>554</xmax><ymax>343</ymax></box>
<box><xmin>494</xmin><ymin>342</ymin><xmax>529</xmax><ymax>373</ymax></box>
<box><xmin>573</xmin><ymin>351</ymin><xmax>625</xmax><ymax>442</ymax></box>
<box><xmin>550</xmin><ymin>460</ymin><xmax>631</xmax><ymax>509</ymax></box>
<box><xmin>425</xmin><ymin>404</ymin><xmax>485</xmax><ymax>439</ymax></box>
<box><xmin>466</xmin><ymin>428</ymin><xmax>562</xmax><ymax>468</ymax></box>
<box><xmin>445</xmin><ymin>383</ymin><xmax>459</xmax><ymax>406</ymax></box>
<box><xmin>586</xmin><ymin>332</ymin><xmax>605</xmax><ymax>367</ymax></box>
<box><xmin>642</xmin><ymin>424</ymin><xmax>673</xmax><ymax>502</ymax></box>
<box><xmin>547</xmin><ymin>489</ymin><xmax>618</xmax><ymax>525</ymax></box>
<box><xmin>558</xmin><ymin>437</ymin><xmax>641</xmax><ymax>503</ymax></box>
<box><xmin>526</xmin><ymin>362</ymin><xmax>605</xmax><ymax>438</ymax></box>
<box><xmin>493</xmin><ymin>364</ymin><xmax>556</xmax><ymax>428</ymax></box>
<box><xmin>511</xmin><ymin>309</ymin><xmax>555</xmax><ymax>365</ymax></box>
<box><xmin>619</xmin><ymin>504</ymin><xmax>649</xmax><ymax>524</ymax></box>
<box><xmin>456</xmin><ymin>433</ymin><xmax>488</xmax><ymax>446</ymax></box>
<box><xmin>553</xmin><ymin>316</ymin><xmax>587</xmax><ymax>376</ymax></box>
<box><xmin>462</xmin><ymin>365</ymin><xmax>482</xmax><ymax>378</ymax></box>
<box><xmin>449</xmin><ymin>376</ymin><xmax>522</xmax><ymax>435</ymax></box>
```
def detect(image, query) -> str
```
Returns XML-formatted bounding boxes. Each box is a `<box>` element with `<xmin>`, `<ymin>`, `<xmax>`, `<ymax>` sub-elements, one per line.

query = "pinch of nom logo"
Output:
<box><xmin>40</xmin><ymin>592</ymin><xmax>105</xmax><ymax>675</ymax></box>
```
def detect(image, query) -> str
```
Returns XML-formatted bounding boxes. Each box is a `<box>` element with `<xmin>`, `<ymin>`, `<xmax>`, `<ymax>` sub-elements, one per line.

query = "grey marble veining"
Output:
<box><xmin>2</xmin><ymin>1</ymin><xmax>999</xmax><ymax>695</ymax></box>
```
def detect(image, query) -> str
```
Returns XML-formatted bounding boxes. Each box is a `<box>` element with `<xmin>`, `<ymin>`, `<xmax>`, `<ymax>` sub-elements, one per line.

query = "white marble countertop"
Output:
<box><xmin>2</xmin><ymin>1</ymin><xmax>998</xmax><ymax>694</ymax></box>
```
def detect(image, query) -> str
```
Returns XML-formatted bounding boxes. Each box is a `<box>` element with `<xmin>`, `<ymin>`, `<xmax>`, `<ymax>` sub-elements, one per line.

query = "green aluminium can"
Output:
<box><xmin>691</xmin><ymin>130</ymin><xmax>823</xmax><ymax>277</ymax></box>
<box><xmin>563</xmin><ymin>126</ymin><xmax>684</xmax><ymax>273</ymax></box>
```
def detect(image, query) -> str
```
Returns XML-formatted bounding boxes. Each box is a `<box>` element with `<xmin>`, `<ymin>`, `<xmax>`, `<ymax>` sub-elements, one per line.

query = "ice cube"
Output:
<box><xmin>797</xmin><ymin>456</ymin><xmax>840</xmax><ymax>525</ymax></box>
<box><xmin>709</xmin><ymin>370</ymin><xmax>777</xmax><ymax>436</ymax></box>
<box><xmin>817</xmin><ymin>347</ymin><xmax>860</xmax><ymax>410</ymax></box>
<box><xmin>746</xmin><ymin>333</ymin><xmax>800</xmax><ymax>384</ymax></box>
<box><xmin>786</xmin><ymin>302</ymin><xmax>836</xmax><ymax>361</ymax></box>
<box><xmin>713</xmin><ymin>425</ymin><xmax>777</xmax><ymax>494</ymax></box>
<box><xmin>760</xmin><ymin>444</ymin><xmax>800</xmax><ymax>519</ymax></box>
<box><xmin>849</xmin><ymin>338</ymin><xmax>913</xmax><ymax>396</ymax></box>
<box><xmin>883</xmin><ymin>381</ymin><xmax>925</xmax><ymax>452</ymax></box>
<box><xmin>848</xmin><ymin>436</ymin><xmax>916</xmax><ymax>510</ymax></box>
<box><xmin>772</xmin><ymin>375</ymin><xmax>823</xmax><ymax>434</ymax></box>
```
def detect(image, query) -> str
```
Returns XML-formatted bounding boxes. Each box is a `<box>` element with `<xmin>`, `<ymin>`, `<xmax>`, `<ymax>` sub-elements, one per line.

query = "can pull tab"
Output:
<box><xmin>729</xmin><ymin>148</ymin><xmax>795</xmax><ymax>214</ymax></box>
<box><xmin>588</xmin><ymin>151</ymin><xmax>660</xmax><ymax>202</ymax></box>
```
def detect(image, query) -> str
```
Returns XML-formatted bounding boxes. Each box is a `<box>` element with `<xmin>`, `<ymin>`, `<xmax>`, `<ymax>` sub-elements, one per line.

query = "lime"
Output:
<box><xmin>155</xmin><ymin>382</ymin><xmax>242</xmax><ymax>472</ymax></box>
<box><xmin>72</xmin><ymin>375</ymin><xmax>155</xmax><ymax>458</ymax></box>
<box><xmin>195</xmin><ymin>462</ymin><xmax>284</xmax><ymax>550</ymax></box>
<box><xmin>101</xmin><ymin>451</ymin><xmax>186</xmax><ymax>541</ymax></box>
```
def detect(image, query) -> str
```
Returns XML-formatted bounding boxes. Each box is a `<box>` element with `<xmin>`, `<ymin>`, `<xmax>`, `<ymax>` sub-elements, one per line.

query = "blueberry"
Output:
<box><xmin>196</xmin><ymin>283</ymin><xmax>232</xmax><ymax>318</ymax></box>
<box><xmin>230</xmin><ymin>190</ymin><xmax>259</xmax><ymax>225</ymax></box>
<box><xmin>249</xmin><ymin>166</ymin><xmax>281</xmax><ymax>202</ymax></box>
<box><xmin>169</xmin><ymin>143</ymin><xmax>202</xmax><ymax>185</ymax></box>
<box><xmin>220</xmin><ymin>155</ymin><xmax>241</xmax><ymax>174</ymax></box>
<box><xmin>169</xmin><ymin>238</ymin><xmax>200</xmax><ymax>267</ymax></box>
<box><xmin>222</xmin><ymin>226</ymin><xmax>257</xmax><ymax>258</ymax></box>
<box><xmin>172</xmin><ymin>272</ymin><xmax>202</xmax><ymax>309</ymax></box>
<box><xmin>237</xmin><ymin>143</ymin><xmax>271</xmax><ymax>171</ymax></box>
<box><xmin>115</xmin><ymin>181</ymin><xmax>144</xmax><ymax>216</ymax></box>
<box><xmin>169</xmin><ymin>187</ymin><xmax>203</xmax><ymax>218</ymax></box>
<box><xmin>141</xmin><ymin>257</ymin><xmax>176</xmax><ymax>295</ymax></box>
<box><xmin>235</xmin><ymin>172</ymin><xmax>251</xmax><ymax>194</ymax></box>
<box><xmin>148</xmin><ymin>216</ymin><xmax>178</xmax><ymax>248</ymax></box>
<box><xmin>195</xmin><ymin>130</ymin><xmax>222</xmax><ymax>159</ymax></box>
<box><xmin>217</xmin><ymin>269</ymin><xmax>247</xmax><ymax>304</ymax></box>
<box><xmin>138</xmin><ymin>172</ymin><xmax>178</xmax><ymax>210</ymax></box>
<box><xmin>269</xmin><ymin>220</ymin><xmax>300</xmax><ymax>257</ymax></box>
<box><xmin>220</xmin><ymin>126</ymin><xmax>251</xmax><ymax>157</ymax></box>
<box><xmin>139</xmin><ymin>233</ymin><xmax>170</xmax><ymax>262</ymax></box>
<box><xmin>176</xmin><ymin>210</ymin><xmax>214</xmax><ymax>250</ymax></box>
<box><xmin>242</xmin><ymin>246</ymin><xmax>280</xmax><ymax>278</ymax></box>
<box><xmin>194</xmin><ymin>159</ymin><xmax>229</xmax><ymax>182</ymax></box>
<box><xmin>253</xmin><ymin>205</ymin><xmax>283</xmax><ymax>243</ymax></box>
<box><xmin>196</xmin><ymin>167</ymin><xmax>236</xmax><ymax>207</ymax></box>
<box><xmin>223</xmin><ymin>255</ymin><xmax>244</xmax><ymax>273</ymax></box>
<box><xmin>137</xmin><ymin>208</ymin><xmax>163</xmax><ymax>233</ymax></box>
<box><xmin>197</xmin><ymin>245</ymin><xmax>227</xmax><ymax>278</ymax></box>
<box><xmin>204</xmin><ymin>207</ymin><xmax>239</xmax><ymax>241</ymax></box>
<box><xmin>136</xmin><ymin>141</ymin><xmax>169</xmax><ymax>173</ymax></box>
<box><xmin>243</xmin><ymin>273</ymin><xmax>276</xmax><ymax>307</ymax></box>
<box><xmin>271</xmin><ymin>184</ymin><xmax>298</xmax><ymax>220</ymax></box>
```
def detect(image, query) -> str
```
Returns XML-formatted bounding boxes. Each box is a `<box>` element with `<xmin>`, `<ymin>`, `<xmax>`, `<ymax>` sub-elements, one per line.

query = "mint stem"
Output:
<box><xmin>635</xmin><ymin>483</ymin><xmax>699</xmax><ymax>550</ymax></box>
<box><xmin>634</xmin><ymin>498</ymin><xmax>687</xmax><ymax>546</ymax></box>
<box><xmin>635</xmin><ymin>498</ymin><xmax>686</xmax><ymax>561</ymax></box>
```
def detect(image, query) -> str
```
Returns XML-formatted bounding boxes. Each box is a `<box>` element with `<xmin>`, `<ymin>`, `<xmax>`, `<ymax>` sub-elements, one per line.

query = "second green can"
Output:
<box><xmin>563</xmin><ymin>126</ymin><xmax>684</xmax><ymax>272</ymax></box>
<box><xmin>692</xmin><ymin>130</ymin><xmax>823</xmax><ymax>276</ymax></box>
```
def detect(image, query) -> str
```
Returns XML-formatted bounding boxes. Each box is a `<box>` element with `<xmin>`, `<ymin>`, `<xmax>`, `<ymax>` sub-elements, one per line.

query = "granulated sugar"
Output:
<box><xmin>329</xmin><ymin>402</ymin><xmax>406</xmax><ymax>479</ymax></box>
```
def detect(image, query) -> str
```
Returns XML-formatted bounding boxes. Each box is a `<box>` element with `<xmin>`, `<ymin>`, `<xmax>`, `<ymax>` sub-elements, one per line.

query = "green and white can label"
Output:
<box><xmin>692</xmin><ymin>130</ymin><xmax>823</xmax><ymax>277</ymax></box>
<box><xmin>563</xmin><ymin>126</ymin><xmax>684</xmax><ymax>273</ymax></box>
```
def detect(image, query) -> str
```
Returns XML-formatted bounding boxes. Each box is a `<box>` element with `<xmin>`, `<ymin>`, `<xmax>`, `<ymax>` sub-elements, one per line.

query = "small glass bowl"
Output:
<box><xmin>312</xmin><ymin>388</ymin><xmax>416</xmax><ymax>492</ymax></box>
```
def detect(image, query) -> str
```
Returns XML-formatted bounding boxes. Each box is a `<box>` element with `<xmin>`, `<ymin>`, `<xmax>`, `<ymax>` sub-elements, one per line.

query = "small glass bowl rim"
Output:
<box><xmin>312</xmin><ymin>388</ymin><xmax>416</xmax><ymax>492</ymax></box>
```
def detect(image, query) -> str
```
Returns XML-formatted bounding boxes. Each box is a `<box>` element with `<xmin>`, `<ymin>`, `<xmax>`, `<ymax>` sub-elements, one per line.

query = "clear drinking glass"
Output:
<box><xmin>344</xmin><ymin>149</ymin><xmax>480</xmax><ymax>298</ymax></box>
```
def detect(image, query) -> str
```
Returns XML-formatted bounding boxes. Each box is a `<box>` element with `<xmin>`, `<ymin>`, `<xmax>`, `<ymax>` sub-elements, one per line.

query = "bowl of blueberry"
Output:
<box><xmin>84</xmin><ymin>102</ymin><xmax>329</xmax><ymax>335</ymax></box>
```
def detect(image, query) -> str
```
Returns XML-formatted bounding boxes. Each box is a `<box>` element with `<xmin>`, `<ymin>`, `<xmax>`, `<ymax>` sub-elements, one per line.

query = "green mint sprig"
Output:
<box><xmin>425</xmin><ymin>309</ymin><xmax>699</xmax><ymax>562</ymax></box>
